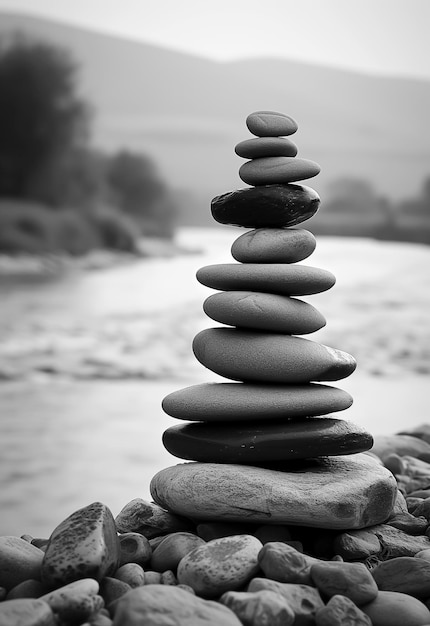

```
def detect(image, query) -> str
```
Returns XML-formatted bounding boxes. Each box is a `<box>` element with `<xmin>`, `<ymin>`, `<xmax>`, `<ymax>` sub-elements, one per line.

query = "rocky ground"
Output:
<box><xmin>2</xmin><ymin>429</ymin><xmax>430</xmax><ymax>625</ymax></box>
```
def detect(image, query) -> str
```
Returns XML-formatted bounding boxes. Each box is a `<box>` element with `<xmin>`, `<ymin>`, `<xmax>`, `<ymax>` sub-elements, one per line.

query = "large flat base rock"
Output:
<box><xmin>150</xmin><ymin>454</ymin><xmax>397</xmax><ymax>530</ymax></box>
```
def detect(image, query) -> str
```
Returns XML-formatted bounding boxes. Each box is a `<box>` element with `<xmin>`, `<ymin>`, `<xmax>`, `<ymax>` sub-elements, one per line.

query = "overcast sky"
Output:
<box><xmin>0</xmin><ymin>0</ymin><xmax>429</xmax><ymax>80</ymax></box>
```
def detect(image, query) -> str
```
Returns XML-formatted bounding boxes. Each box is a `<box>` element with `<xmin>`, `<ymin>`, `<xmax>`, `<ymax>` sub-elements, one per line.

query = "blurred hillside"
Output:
<box><xmin>0</xmin><ymin>10</ymin><xmax>429</xmax><ymax>247</ymax></box>
<box><xmin>1</xmin><ymin>12</ymin><xmax>430</xmax><ymax>223</ymax></box>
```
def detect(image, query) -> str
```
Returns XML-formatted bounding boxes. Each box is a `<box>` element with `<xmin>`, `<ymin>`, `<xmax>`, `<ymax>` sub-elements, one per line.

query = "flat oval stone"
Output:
<box><xmin>235</xmin><ymin>137</ymin><xmax>298</xmax><ymax>158</ymax></box>
<box><xmin>162</xmin><ymin>382</ymin><xmax>353</xmax><ymax>421</ymax></box>
<box><xmin>231</xmin><ymin>228</ymin><xmax>316</xmax><ymax>263</ymax></box>
<box><xmin>203</xmin><ymin>291</ymin><xmax>325</xmax><ymax>334</ymax></box>
<box><xmin>150</xmin><ymin>454</ymin><xmax>398</xmax><ymax>529</ymax></box>
<box><xmin>240</xmin><ymin>157</ymin><xmax>321</xmax><ymax>185</ymax></box>
<box><xmin>197</xmin><ymin>264</ymin><xmax>335</xmax><ymax>296</ymax></box>
<box><xmin>246</xmin><ymin>111</ymin><xmax>298</xmax><ymax>137</ymax></box>
<box><xmin>211</xmin><ymin>184</ymin><xmax>320</xmax><ymax>228</ymax></box>
<box><xmin>162</xmin><ymin>417</ymin><xmax>373</xmax><ymax>463</ymax></box>
<box><xmin>193</xmin><ymin>329</ymin><xmax>356</xmax><ymax>383</ymax></box>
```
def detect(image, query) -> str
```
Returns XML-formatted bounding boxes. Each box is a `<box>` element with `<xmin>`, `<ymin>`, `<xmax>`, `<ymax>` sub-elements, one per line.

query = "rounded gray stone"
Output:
<box><xmin>246</xmin><ymin>111</ymin><xmax>298</xmax><ymax>137</ymax></box>
<box><xmin>203</xmin><ymin>291</ymin><xmax>326</xmax><ymax>334</ymax></box>
<box><xmin>239</xmin><ymin>157</ymin><xmax>321</xmax><ymax>186</ymax></box>
<box><xmin>162</xmin><ymin>382</ymin><xmax>353</xmax><ymax>421</ymax></box>
<box><xmin>196</xmin><ymin>263</ymin><xmax>335</xmax><ymax>296</ymax></box>
<box><xmin>231</xmin><ymin>228</ymin><xmax>316</xmax><ymax>263</ymax></box>
<box><xmin>235</xmin><ymin>137</ymin><xmax>298</xmax><ymax>158</ymax></box>
<box><xmin>192</xmin><ymin>328</ymin><xmax>357</xmax><ymax>383</ymax></box>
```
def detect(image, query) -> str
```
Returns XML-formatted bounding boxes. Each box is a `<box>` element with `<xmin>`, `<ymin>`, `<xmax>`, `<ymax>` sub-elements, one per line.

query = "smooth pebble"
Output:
<box><xmin>203</xmin><ymin>291</ymin><xmax>326</xmax><ymax>334</ymax></box>
<box><xmin>235</xmin><ymin>136</ymin><xmax>298</xmax><ymax>158</ymax></box>
<box><xmin>231</xmin><ymin>227</ymin><xmax>316</xmax><ymax>263</ymax></box>
<box><xmin>246</xmin><ymin>110</ymin><xmax>298</xmax><ymax>136</ymax></box>
<box><xmin>193</xmin><ymin>328</ymin><xmax>357</xmax><ymax>383</ymax></box>
<box><xmin>239</xmin><ymin>156</ymin><xmax>320</xmax><ymax>185</ymax></box>
<box><xmin>162</xmin><ymin>382</ymin><xmax>353</xmax><ymax>421</ymax></box>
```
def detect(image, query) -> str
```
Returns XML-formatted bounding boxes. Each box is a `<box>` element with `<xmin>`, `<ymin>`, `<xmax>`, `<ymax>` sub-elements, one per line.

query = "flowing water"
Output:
<box><xmin>1</xmin><ymin>228</ymin><xmax>429</xmax><ymax>535</ymax></box>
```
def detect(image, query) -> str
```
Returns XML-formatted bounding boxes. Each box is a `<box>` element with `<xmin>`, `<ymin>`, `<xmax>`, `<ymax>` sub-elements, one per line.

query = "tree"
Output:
<box><xmin>108</xmin><ymin>150</ymin><xmax>176</xmax><ymax>237</ymax></box>
<box><xmin>0</xmin><ymin>35</ymin><xmax>89</xmax><ymax>203</ymax></box>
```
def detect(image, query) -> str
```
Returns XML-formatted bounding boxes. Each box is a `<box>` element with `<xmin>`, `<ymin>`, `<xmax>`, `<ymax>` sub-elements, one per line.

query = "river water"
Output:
<box><xmin>1</xmin><ymin>228</ymin><xmax>429</xmax><ymax>536</ymax></box>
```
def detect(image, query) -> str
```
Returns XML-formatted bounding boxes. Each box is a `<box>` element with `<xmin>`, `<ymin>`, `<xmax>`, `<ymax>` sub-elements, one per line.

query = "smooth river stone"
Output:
<box><xmin>203</xmin><ymin>291</ymin><xmax>326</xmax><ymax>334</ymax></box>
<box><xmin>162</xmin><ymin>382</ymin><xmax>354</xmax><ymax>421</ymax></box>
<box><xmin>239</xmin><ymin>157</ymin><xmax>321</xmax><ymax>186</ymax></box>
<box><xmin>150</xmin><ymin>454</ymin><xmax>398</xmax><ymax>529</ymax></box>
<box><xmin>246</xmin><ymin>111</ymin><xmax>298</xmax><ymax>137</ymax></box>
<box><xmin>211</xmin><ymin>184</ymin><xmax>320</xmax><ymax>228</ymax></box>
<box><xmin>162</xmin><ymin>417</ymin><xmax>373</xmax><ymax>463</ymax></box>
<box><xmin>231</xmin><ymin>228</ymin><xmax>316</xmax><ymax>263</ymax></box>
<box><xmin>196</xmin><ymin>264</ymin><xmax>335</xmax><ymax>296</ymax></box>
<box><xmin>193</xmin><ymin>329</ymin><xmax>356</xmax><ymax>383</ymax></box>
<box><xmin>235</xmin><ymin>137</ymin><xmax>298</xmax><ymax>158</ymax></box>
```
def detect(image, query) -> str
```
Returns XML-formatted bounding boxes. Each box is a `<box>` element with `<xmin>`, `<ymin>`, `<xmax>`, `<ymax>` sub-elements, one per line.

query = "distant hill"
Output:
<box><xmin>1</xmin><ymin>11</ymin><xmax>430</xmax><ymax>226</ymax></box>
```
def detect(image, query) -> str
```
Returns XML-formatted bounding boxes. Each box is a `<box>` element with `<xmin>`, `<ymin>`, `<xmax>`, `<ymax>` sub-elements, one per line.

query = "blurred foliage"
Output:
<box><xmin>0</xmin><ymin>35</ymin><xmax>177</xmax><ymax>256</ymax></box>
<box><xmin>108</xmin><ymin>151</ymin><xmax>176</xmax><ymax>238</ymax></box>
<box><xmin>0</xmin><ymin>35</ymin><xmax>88</xmax><ymax>201</ymax></box>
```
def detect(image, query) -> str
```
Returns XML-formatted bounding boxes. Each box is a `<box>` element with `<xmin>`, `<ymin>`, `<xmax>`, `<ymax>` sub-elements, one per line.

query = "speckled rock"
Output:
<box><xmin>0</xmin><ymin>598</ymin><xmax>55</xmax><ymax>626</ymax></box>
<box><xmin>372</xmin><ymin>556</ymin><xmax>430</xmax><ymax>598</ymax></box>
<box><xmin>177</xmin><ymin>535</ymin><xmax>262</xmax><ymax>598</ymax></box>
<box><xmin>220</xmin><ymin>589</ymin><xmax>295</xmax><ymax>626</ymax></box>
<box><xmin>115</xmin><ymin>499</ymin><xmax>192</xmax><ymax>538</ymax></box>
<box><xmin>258</xmin><ymin>542</ymin><xmax>319</xmax><ymax>585</ymax></box>
<box><xmin>310</xmin><ymin>561</ymin><xmax>378</xmax><ymax>605</ymax></box>
<box><xmin>315</xmin><ymin>595</ymin><xmax>372</xmax><ymax>626</ymax></box>
<box><xmin>246</xmin><ymin>111</ymin><xmax>298</xmax><ymax>136</ymax></box>
<box><xmin>40</xmin><ymin>579</ymin><xmax>103</xmax><ymax>624</ymax></box>
<box><xmin>239</xmin><ymin>156</ymin><xmax>320</xmax><ymax>185</ymax></box>
<box><xmin>197</xmin><ymin>263</ymin><xmax>335</xmax><ymax>295</ymax></box>
<box><xmin>118</xmin><ymin>533</ymin><xmax>151</xmax><ymax>567</ymax></box>
<box><xmin>248</xmin><ymin>578</ymin><xmax>324</xmax><ymax>625</ymax></box>
<box><xmin>235</xmin><ymin>136</ymin><xmax>298</xmax><ymax>158</ymax></box>
<box><xmin>231</xmin><ymin>227</ymin><xmax>316</xmax><ymax>263</ymax></box>
<box><xmin>0</xmin><ymin>536</ymin><xmax>44</xmax><ymax>590</ymax></box>
<box><xmin>150</xmin><ymin>455</ymin><xmax>397</xmax><ymax>529</ymax></box>
<box><xmin>111</xmin><ymin>584</ymin><xmax>242</xmax><ymax>625</ymax></box>
<box><xmin>162</xmin><ymin>382</ymin><xmax>353</xmax><ymax>421</ymax></box>
<box><xmin>361</xmin><ymin>591</ymin><xmax>430</xmax><ymax>625</ymax></box>
<box><xmin>114</xmin><ymin>563</ymin><xmax>145</xmax><ymax>588</ymax></box>
<box><xmin>211</xmin><ymin>184</ymin><xmax>320</xmax><ymax>228</ymax></box>
<box><xmin>162</xmin><ymin>417</ymin><xmax>373</xmax><ymax>463</ymax></box>
<box><xmin>41</xmin><ymin>502</ymin><xmax>120</xmax><ymax>588</ymax></box>
<box><xmin>150</xmin><ymin>533</ymin><xmax>205</xmax><ymax>573</ymax></box>
<box><xmin>193</xmin><ymin>329</ymin><xmax>356</xmax><ymax>383</ymax></box>
<box><xmin>203</xmin><ymin>291</ymin><xmax>326</xmax><ymax>333</ymax></box>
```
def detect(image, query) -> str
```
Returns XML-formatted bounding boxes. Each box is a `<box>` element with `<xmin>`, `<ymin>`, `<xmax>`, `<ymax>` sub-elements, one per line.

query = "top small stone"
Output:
<box><xmin>246</xmin><ymin>111</ymin><xmax>298</xmax><ymax>137</ymax></box>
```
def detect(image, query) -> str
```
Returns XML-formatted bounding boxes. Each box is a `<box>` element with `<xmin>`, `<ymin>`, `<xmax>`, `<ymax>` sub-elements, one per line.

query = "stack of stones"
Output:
<box><xmin>151</xmin><ymin>110</ymin><xmax>397</xmax><ymax>532</ymax></box>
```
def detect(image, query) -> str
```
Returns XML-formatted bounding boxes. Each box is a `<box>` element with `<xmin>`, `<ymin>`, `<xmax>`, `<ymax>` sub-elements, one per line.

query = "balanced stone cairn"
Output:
<box><xmin>151</xmin><ymin>110</ymin><xmax>397</xmax><ymax>532</ymax></box>
<box><xmin>5</xmin><ymin>114</ymin><xmax>430</xmax><ymax>625</ymax></box>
